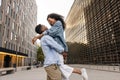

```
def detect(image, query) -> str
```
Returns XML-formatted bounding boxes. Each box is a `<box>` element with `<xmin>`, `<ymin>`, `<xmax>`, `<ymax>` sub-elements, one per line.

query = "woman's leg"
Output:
<box><xmin>72</xmin><ymin>68</ymin><xmax>81</xmax><ymax>74</ymax></box>
<box><xmin>72</xmin><ymin>68</ymin><xmax>88</xmax><ymax>80</ymax></box>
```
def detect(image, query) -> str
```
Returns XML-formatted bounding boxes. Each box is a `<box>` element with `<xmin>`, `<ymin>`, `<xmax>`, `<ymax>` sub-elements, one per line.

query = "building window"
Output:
<box><xmin>5</xmin><ymin>16</ymin><xmax>8</xmax><ymax>24</ymax></box>
<box><xmin>13</xmin><ymin>12</ymin><xmax>15</xmax><ymax>19</ymax></box>
<box><xmin>3</xmin><ymin>41</ymin><xmax>7</xmax><ymax>48</ymax></box>
<box><xmin>18</xmin><ymin>27</ymin><xmax>21</xmax><ymax>35</ymax></box>
<box><xmin>2</xmin><ymin>26</ymin><xmax>5</xmax><ymax>36</ymax></box>
<box><xmin>23</xmin><ymin>14</ymin><xmax>25</xmax><ymax>21</ymax></box>
<box><xmin>0</xmin><ymin>9</ymin><xmax>2</xmax><ymax>20</ymax></box>
<box><xmin>7</xmin><ymin>29</ymin><xmax>9</xmax><ymax>38</ymax></box>
<box><xmin>13</xmin><ymin>1</ymin><xmax>16</xmax><ymax>8</ymax></box>
<box><xmin>0</xmin><ymin>24</ymin><xmax>2</xmax><ymax>33</ymax></box>
<box><xmin>111</xmin><ymin>34</ymin><xmax>115</xmax><ymax>40</ymax></box>
<box><xmin>10</xmin><ymin>32</ymin><xmax>13</xmax><ymax>40</ymax></box>
<box><xmin>7</xmin><ymin>42</ymin><xmax>10</xmax><ymax>49</ymax></box>
<box><xmin>8</xmin><ymin>8</ymin><xmax>11</xmax><ymax>16</ymax></box>
<box><xmin>8</xmin><ymin>18</ymin><xmax>10</xmax><ymax>27</ymax></box>
<box><xmin>11</xmin><ymin>9</ymin><xmax>13</xmax><ymax>17</ymax></box>
<box><xmin>7</xmin><ymin>6</ymin><xmax>10</xmax><ymax>14</ymax></box>
<box><xmin>5</xmin><ymin>16</ymin><xmax>10</xmax><ymax>27</ymax></box>
<box><xmin>10</xmin><ymin>0</ymin><xmax>12</xmax><ymax>4</ymax></box>
<box><xmin>12</xmin><ymin>22</ymin><xmax>15</xmax><ymax>30</ymax></box>
<box><xmin>0</xmin><ymin>0</ymin><xmax>1</xmax><ymax>6</ymax></box>
<box><xmin>16</xmin><ymin>5</ymin><xmax>19</xmax><ymax>13</ymax></box>
<box><xmin>15</xmin><ymin>34</ymin><xmax>17</xmax><ymax>41</ymax></box>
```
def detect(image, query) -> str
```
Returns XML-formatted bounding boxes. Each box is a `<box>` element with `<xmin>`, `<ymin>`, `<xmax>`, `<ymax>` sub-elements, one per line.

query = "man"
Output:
<box><xmin>34</xmin><ymin>24</ymin><xmax>88</xmax><ymax>80</ymax></box>
<box><xmin>34</xmin><ymin>24</ymin><xmax>65</xmax><ymax>80</ymax></box>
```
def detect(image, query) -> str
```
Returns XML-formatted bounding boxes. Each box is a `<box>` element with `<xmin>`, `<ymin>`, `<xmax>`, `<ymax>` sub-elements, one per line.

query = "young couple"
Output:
<box><xmin>32</xmin><ymin>13</ymin><xmax>88</xmax><ymax>80</ymax></box>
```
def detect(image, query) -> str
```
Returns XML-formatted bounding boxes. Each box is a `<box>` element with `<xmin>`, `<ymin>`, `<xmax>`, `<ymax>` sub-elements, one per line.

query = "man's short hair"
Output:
<box><xmin>35</xmin><ymin>24</ymin><xmax>42</xmax><ymax>34</ymax></box>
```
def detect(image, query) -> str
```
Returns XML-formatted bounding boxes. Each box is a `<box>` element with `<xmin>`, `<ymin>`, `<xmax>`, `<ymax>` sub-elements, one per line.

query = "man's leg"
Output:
<box><xmin>45</xmin><ymin>64</ymin><xmax>62</xmax><ymax>80</ymax></box>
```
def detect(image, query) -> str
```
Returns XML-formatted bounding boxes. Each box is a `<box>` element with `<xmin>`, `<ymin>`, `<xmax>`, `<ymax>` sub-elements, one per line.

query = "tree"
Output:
<box><xmin>37</xmin><ymin>47</ymin><xmax>44</xmax><ymax>63</ymax></box>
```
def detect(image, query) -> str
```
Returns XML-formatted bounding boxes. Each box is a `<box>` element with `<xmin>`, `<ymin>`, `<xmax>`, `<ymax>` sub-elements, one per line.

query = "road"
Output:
<box><xmin>0</xmin><ymin>66</ymin><xmax>120</xmax><ymax>80</ymax></box>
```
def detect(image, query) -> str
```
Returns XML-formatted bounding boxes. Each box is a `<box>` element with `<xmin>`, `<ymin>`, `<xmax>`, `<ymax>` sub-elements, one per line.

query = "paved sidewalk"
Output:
<box><xmin>0</xmin><ymin>66</ymin><xmax>120</xmax><ymax>80</ymax></box>
<box><xmin>70</xmin><ymin>64</ymin><xmax>120</xmax><ymax>72</ymax></box>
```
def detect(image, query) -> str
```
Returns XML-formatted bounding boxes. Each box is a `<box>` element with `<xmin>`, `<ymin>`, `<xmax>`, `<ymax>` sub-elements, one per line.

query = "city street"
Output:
<box><xmin>1</xmin><ymin>65</ymin><xmax>120</xmax><ymax>80</ymax></box>
<box><xmin>0</xmin><ymin>1</ymin><xmax>120</xmax><ymax>80</ymax></box>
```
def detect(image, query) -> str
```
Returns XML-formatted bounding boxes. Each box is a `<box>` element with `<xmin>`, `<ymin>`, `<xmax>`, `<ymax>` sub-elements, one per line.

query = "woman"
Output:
<box><xmin>32</xmin><ymin>13</ymin><xmax>88</xmax><ymax>80</ymax></box>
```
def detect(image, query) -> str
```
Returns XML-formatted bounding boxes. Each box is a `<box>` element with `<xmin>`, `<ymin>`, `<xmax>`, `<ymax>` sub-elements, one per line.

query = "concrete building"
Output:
<box><xmin>66</xmin><ymin>0</ymin><xmax>120</xmax><ymax>65</ymax></box>
<box><xmin>0</xmin><ymin>0</ymin><xmax>37</xmax><ymax>68</ymax></box>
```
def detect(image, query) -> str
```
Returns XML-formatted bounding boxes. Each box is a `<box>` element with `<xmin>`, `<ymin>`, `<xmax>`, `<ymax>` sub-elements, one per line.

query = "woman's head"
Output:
<box><xmin>47</xmin><ymin>13</ymin><xmax>66</xmax><ymax>30</ymax></box>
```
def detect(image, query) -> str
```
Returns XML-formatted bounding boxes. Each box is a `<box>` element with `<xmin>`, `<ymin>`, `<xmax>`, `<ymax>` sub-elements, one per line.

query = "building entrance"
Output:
<box><xmin>4</xmin><ymin>55</ymin><xmax>11</xmax><ymax>68</ymax></box>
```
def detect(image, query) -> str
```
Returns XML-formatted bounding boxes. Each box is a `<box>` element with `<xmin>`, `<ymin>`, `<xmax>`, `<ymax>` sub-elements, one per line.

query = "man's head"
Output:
<box><xmin>35</xmin><ymin>24</ymin><xmax>48</xmax><ymax>34</ymax></box>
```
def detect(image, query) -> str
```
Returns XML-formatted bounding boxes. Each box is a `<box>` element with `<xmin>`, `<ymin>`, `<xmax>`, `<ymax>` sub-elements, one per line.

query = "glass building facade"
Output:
<box><xmin>0</xmin><ymin>0</ymin><xmax>37</xmax><ymax>68</ymax></box>
<box><xmin>66</xmin><ymin>0</ymin><xmax>120</xmax><ymax>65</ymax></box>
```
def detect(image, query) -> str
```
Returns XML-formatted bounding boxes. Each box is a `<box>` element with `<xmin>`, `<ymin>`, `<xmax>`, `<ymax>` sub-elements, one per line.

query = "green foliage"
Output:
<box><xmin>37</xmin><ymin>47</ymin><xmax>44</xmax><ymax>62</ymax></box>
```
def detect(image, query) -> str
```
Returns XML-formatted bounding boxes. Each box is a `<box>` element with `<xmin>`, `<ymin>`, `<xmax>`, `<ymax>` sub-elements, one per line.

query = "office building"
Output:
<box><xmin>66</xmin><ymin>0</ymin><xmax>120</xmax><ymax>65</ymax></box>
<box><xmin>0</xmin><ymin>0</ymin><xmax>37</xmax><ymax>68</ymax></box>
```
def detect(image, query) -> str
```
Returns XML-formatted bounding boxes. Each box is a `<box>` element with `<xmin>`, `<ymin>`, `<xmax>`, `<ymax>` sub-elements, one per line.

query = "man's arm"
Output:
<box><xmin>32</xmin><ymin>34</ymin><xmax>44</xmax><ymax>44</ymax></box>
<box><xmin>44</xmin><ymin>36</ymin><xmax>64</xmax><ymax>54</ymax></box>
<box><xmin>32</xmin><ymin>21</ymin><xmax>62</xmax><ymax>44</ymax></box>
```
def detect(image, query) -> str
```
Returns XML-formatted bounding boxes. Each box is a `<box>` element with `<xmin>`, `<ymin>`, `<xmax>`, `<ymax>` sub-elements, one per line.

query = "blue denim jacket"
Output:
<box><xmin>43</xmin><ymin>20</ymin><xmax>68</xmax><ymax>52</ymax></box>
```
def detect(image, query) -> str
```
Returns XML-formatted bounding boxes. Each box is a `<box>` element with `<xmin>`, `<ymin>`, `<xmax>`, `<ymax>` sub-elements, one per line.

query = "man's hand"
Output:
<box><xmin>32</xmin><ymin>37</ymin><xmax>38</xmax><ymax>44</ymax></box>
<box><xmin>32</xmin><ymin>34</ymin><xmax>44</xmax><ymax>44</ymax></box>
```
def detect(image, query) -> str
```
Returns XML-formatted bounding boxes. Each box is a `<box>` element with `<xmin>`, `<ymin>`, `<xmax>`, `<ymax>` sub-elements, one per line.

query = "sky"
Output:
<box><xmin>35</xmin><ymin>0</ymin><xmax>74</xmax><ymax>28</ymax></box>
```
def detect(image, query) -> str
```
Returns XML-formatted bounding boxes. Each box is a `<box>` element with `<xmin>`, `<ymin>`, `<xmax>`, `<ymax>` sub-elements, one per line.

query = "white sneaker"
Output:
<box><xmin>81</xmin><ymin>68</ymin><xmax>88</xmax><ymax>80</ymax></box>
